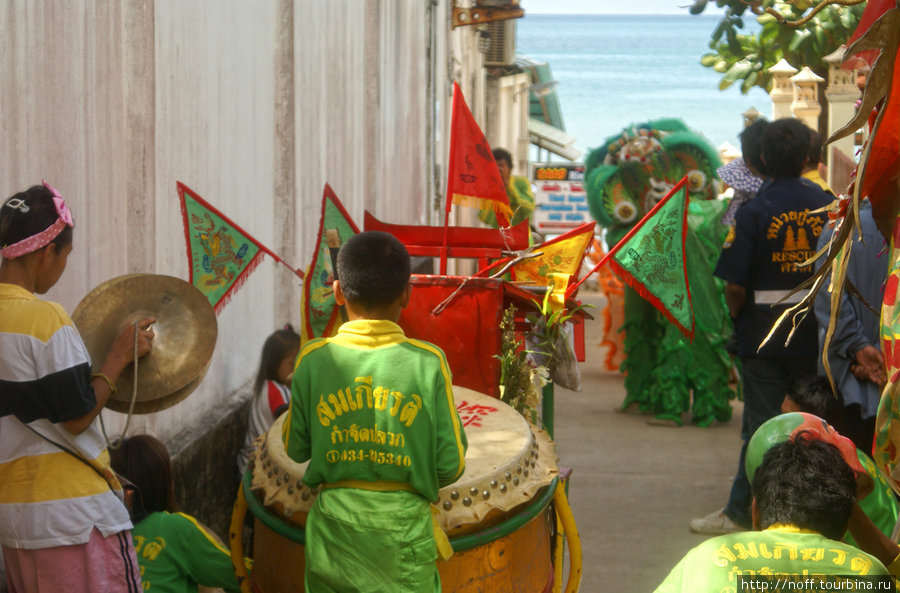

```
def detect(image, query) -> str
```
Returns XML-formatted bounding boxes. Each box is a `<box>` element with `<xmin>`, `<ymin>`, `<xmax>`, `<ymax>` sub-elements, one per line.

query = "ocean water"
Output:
<box><xmin>517</xmin><ymin>13</ymin><xmax>771</xmax><ymax>159</ymax></box>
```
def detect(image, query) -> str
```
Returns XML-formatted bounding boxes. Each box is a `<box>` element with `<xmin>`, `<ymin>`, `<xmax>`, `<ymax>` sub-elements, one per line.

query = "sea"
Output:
<box><xmin>517</xmin><ymin>13</ymin><xmax>771</xmax><ymax>160</ymax></box>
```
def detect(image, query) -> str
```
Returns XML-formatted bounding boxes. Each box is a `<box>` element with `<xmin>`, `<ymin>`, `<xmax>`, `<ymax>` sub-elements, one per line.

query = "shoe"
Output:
<box><xmin>689</xmin><ymin>508</ymin><xmax>741</xmax><ymax>535</ymax></box>
<box><xmin>615</xmin><ymin>402</ymin><xmax>641</xmax><ymax>415</ymax></box>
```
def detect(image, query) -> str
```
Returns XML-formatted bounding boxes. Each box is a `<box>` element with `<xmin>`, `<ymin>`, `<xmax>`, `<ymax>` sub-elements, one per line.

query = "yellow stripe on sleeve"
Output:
<box><xmin>406</xmin><ymin>339</ymin><xmax>466</xmax><ymax>479</ymax></box>
<box><xmin>175</xmin><ymin>512</ymin><xmax>231</xmax><ymax>556</ymax></box>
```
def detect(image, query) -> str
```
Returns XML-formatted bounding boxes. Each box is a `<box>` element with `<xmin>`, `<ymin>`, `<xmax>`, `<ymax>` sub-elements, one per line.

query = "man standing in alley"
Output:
<box><xmin>690</xmin><ymin>118</ymin><xmax>833</xmax><ymax>534</ymax></box>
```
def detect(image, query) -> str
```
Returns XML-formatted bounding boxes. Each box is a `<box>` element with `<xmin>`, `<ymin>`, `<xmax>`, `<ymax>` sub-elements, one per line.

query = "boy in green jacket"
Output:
<box><xmin>283</xmin><ymin>230</ymin><xmax>468</xmax><ymax>593</ymax></box>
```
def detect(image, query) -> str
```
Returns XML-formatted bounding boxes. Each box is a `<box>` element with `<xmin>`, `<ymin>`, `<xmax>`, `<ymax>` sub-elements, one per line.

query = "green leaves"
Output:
<box><xmin>690</xmin><ymin>1</ymin><xmax>863</xmax><ymax>95</ymax></box>
<box><xmin>689</xmin><ymin>0</ymin><xmax>709</xmax><ymax>15</ymax></box>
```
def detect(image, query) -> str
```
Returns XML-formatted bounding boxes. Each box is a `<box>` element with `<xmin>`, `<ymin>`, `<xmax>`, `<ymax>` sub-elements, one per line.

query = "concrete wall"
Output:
<box><xmin>1</xmin><ymin>0</ymin><xmax>456</xmax><ymax>529</ymax></box>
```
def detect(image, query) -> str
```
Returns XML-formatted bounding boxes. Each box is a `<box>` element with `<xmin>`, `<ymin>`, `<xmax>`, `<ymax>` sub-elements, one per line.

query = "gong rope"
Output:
<box><xmin>100</xmin><ymin>321</ymin><xmax>140</xmax><ymax>450</ymax></box>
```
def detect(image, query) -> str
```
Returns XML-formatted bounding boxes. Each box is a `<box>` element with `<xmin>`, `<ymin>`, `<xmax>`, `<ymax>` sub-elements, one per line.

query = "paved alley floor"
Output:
<box><xmin>553</xmin><ymin>290</ymin><xmax>744</xmax><ymax>592</ymax></box>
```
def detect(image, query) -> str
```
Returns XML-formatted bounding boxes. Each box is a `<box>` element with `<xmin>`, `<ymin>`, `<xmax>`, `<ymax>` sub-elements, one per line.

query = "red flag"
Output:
<box><xmin>445</xmin><ymin>82</ymin><xmax>512</xmax><ymax>218</ymax></box>
<box><xmin>848</xmin><ymin>0</ymin><xmax>894</xmax><ymax>48</ymax></box>
<box><xmin>860</xmin><ymin>44</ymin><xmax>900</xmax><ymax>225</ymax></box>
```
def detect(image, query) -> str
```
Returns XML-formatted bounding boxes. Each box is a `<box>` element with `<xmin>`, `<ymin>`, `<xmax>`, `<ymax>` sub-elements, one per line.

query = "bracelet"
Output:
<box><xmin>91</xmin><ymin>372</ymin><xmax>117</xmax><ymax>395</ymax></box>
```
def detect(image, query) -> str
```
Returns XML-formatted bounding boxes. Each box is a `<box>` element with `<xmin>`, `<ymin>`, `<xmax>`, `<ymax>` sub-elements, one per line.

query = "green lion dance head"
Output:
<box><xmin>585</xmin><ymin>118</ymin><xmax>722</xmax><ymax>245</ymax></box>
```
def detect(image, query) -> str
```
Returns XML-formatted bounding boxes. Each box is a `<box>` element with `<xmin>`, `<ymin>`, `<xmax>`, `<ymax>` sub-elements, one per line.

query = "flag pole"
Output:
<box><xmin>565</xmin><ymin>176</ymin><xmax>688</xmax><ymax>301</ymax></box>
<box><xmin>441</xmin><ymin>206</ymin><xmax>451</xmax><ymax>275</ymax></box>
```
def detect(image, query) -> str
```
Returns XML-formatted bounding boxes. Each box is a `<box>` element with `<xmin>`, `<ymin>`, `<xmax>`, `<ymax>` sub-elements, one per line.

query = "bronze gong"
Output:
<box><xmin>72</xmin><ymin>274</ymin><xmax>217</xmax><ymax>414</ymax></box>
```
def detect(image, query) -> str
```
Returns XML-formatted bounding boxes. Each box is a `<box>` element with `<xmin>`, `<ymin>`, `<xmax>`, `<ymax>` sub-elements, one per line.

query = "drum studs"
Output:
<box><xmin>275</xmin><ymin>477</ymin><xmax>282</xmax><ymax>486</ymax></box>
<box><xmin>268</xmin><ymin>469</ymin><xmax>275</xmax><ymax>478</ymax></box>
<box><xmin>490</xmin><ymin>479</ymin><xmax>498</xmax><ymax>488</ymax></box>
<box><xmin>513</xmin><ymin>477</ymin><xmax>520</xmax><ymax>486</ymax></box>
<box><xmin>523</xmin><ymin>469</ymin><xmax>529</xmax><ymax>477</ymax></box>
<box><xmin>482</xmin><ymin>490</ymin><xmax>490</xmax><ymax>499</ymax></box>
<box><xmin>297</xmin><ymin>481</ymin><xmax>303</xmax><ymax>490</ymax></box>
<box><xmin>450</xmin><ymin>490</ymin><xmax>459</xmax><ymax>500</ymax></box>
<box><xmin>443</xmin><ymin>500</ymin><xmax>452</xmax><ymax>510</ymax></box>
<box><xmin>516</xmin><ymin>465</ymin><xmax>522</xmax><ymax>474</ymax></box>
<box><xmin>302</xmin><ymin>491</ymin><xmax>310</xmax><ymax>500</ymax></box>
<box><xmin>310</xmin><ymin>487</ymin><xmax>318</xmax><ymax>495</ymax></box>
<box><xmin>469</xmin><ymin>487</ymin><xmax>478</xmax><ymax>496</ymax></box>
<box><xmin>284</xmin><ymin>473</ymin><xmax>290</xmax><ymax>482</ymax></box>
<box><xmin>463</xmin><ymin>497</ymin><xmax>472</xmax><ymax>506</ymax></box>
<box><xmin>499</xmin><ymin>483</ymin><xmax>507</xmax><ymax>493</ymax></box>
<box><xmin>505</xmin><ymin>472</ymin><xmax>512</xmax><ymax>481</ymax></box>
<box><xmin>287</xmin><ymin>485</ymin><xmax>294</xmax><ymax>494</ymax></box>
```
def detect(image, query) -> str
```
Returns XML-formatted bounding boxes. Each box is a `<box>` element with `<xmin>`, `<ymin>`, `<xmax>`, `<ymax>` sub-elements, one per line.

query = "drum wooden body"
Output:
<box><xmin>247</xmin><ymin>387</ymin><xmax>558</xmax><ymax>593</ymax></box>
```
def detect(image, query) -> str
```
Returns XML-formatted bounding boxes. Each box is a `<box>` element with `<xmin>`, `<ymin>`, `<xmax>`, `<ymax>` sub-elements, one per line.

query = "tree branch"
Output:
<box><xmin>738</xmin><ymin>0</ymin><xmax>866</xmax><ymax>27</ymax></box>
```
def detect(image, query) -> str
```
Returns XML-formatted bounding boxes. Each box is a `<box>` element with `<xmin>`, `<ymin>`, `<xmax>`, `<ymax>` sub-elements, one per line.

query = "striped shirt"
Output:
<box><xmin>0</xmin><ymin>283</ymin><xmax>132</xmax><ymax>549</ymax></box>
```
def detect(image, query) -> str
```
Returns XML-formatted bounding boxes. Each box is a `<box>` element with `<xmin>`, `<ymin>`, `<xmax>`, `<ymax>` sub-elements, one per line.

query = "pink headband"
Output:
<box><xmin>0</xmin><ymin>181</ymin><xmax>74</xmax><ymax>259</ymax></box>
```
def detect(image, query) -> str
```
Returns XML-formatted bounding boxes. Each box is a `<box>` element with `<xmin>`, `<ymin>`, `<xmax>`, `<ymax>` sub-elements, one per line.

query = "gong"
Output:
<box><xmin>72</xmin><ymin>274</ymin><xmax>217</xmax><ymax>414</ymax></box>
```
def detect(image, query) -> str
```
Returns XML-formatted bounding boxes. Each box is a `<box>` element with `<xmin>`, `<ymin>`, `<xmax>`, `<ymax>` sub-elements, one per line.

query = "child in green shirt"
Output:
<box><xmin>283</xmin><ymin>230</ymin><xmax>468</xmax><ymax>593</ymax></box>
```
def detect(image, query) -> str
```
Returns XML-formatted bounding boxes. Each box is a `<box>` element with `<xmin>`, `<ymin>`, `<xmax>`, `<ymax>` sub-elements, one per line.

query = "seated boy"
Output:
<box><xmin>656</xmin><ymin>436</ymin><xmax>889</xmax><ymax>592</ymax></box>
<box><xmin>283</xmin><ymin>230</ymin><xmax>468</xmax><ymax>593</ymax></box>
<box><xmin>781</xmin><ymin>376</ymin><xmax>899</xmax><ymax>548</ymax></box>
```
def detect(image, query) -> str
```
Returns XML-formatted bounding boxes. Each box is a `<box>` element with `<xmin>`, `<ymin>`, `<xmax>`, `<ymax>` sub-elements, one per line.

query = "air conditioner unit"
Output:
<box><xmin>484</xmin><ymin>20</ymin><xmax>516</xmax><ymax>67</ymax></box>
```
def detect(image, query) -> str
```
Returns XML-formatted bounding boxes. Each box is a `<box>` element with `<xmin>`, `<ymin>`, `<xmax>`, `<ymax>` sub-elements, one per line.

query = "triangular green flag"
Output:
<box><xmin>301</xmin><ymin>184</ymin><xmax>360</xmax><ymax>341</ymax></box>
<box><xmin>178</xmin><ymin>182</ymin><xmax>265</xmax><ymax>314</ymax></box>
<box><xmin>609</xmin><ymin>177</ymin><xmax>694</xmax><ymax>340</ymax></box>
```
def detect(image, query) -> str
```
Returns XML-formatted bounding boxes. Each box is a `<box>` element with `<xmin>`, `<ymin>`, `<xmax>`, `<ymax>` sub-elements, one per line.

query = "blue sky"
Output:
<box><xmin>523</xmin><ymin>0</ymin><xmax>723</xmax><ymax>15</ymax></box>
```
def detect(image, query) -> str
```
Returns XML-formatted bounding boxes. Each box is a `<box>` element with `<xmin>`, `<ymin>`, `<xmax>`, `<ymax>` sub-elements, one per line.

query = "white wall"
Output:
<box><xmin>1</xmin><ymin>0</ymin><xmax>450</xmax><ymax>442</ymax></box>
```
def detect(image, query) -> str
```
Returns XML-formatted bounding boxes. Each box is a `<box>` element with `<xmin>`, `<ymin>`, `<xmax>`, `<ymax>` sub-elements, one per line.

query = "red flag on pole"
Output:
<box><xmin>445</xmin><ymin>82</ymin><xmax>512</xmax><ymax>219</ymax></box>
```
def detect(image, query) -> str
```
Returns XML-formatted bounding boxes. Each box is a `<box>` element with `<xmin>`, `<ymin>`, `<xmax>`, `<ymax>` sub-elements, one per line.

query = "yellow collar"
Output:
<box><xmin>763</xmin><ymin>523</ymin><xmax>820</xmax><ymax>535</ymax></box>
<box><xmin>0</xmin><ymin>283</ymin><xmax>37</xmax><ymax>300</ymax></box>
<box><xmin>334</xmin><ymin>319</ymin><xmax>406</xmax><ymax>348</ymax></box>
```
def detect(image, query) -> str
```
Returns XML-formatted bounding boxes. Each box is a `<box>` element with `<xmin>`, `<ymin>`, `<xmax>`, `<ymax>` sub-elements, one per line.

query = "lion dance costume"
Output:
<box><xmin>585</xmin><ymin>118</ymin><xmax>736</xmax><ymax>426</ymax></box>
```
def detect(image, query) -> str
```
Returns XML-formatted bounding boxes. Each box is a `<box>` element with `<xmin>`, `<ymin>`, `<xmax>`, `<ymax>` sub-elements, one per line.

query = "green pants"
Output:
<box><xmin>305</xmin><ymin>488</ymin><xmax>439</xmax><ymax>593</ymax></box>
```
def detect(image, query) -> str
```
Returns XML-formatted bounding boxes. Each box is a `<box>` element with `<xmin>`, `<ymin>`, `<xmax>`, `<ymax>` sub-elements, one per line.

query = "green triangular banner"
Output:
<box><xmin>301</xmin><ymin>184</ymin><xmax>360</xmax><ymax>341</ymax></box>
<box><xmin>610</xmin><ymin>177</ymin><xmax>694</xmax><ymax>340</ymax></box>
<box><xmin>178</xmin><ymin>182</ymin><xmax>264</xmax><ymax>314</ymax></box>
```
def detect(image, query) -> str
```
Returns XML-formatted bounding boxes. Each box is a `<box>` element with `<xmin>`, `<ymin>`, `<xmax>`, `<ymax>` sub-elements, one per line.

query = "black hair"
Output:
<box><xmin>254</xmin><ymin>325</ymin><xmax>301</xmax><ymax>395</ymax></box>
<box><xmin>752</xmin><ymin>436</ymin><xmax>856</xmax><ymax>540</ymax></box>
<box><xmin>761</xmin><ymin>118</ymin><xmax>812</xmax><ymax>178</ymax></box>
<box><xmin>807</xmin><ymin>130</ymin><xmax>824</xmax><ymax>168</ymax></box>
<box><xmin>336</xmin><ymin>231</ymin><xmax>410</xmax><ymax>310</ymax></box>
<box><xmin>739</xmin><ymin>119</ymin><xmax>769</xmax><ymax>177</ymax></box>
<box><xmin>0</xmin><ymin>185</ymin><xmax>73</xmax><ymax>256</ymax></box>
<box><xmin>786</xmin><ymin>375</ymin><xmax>844</xmax><ymax>426</ymax></box>
<box><xmin>492</xmin><ymin>148</ymin><xmax>513</xmax><ymax>168</ymax></box>
<box><xmin>109</xmin><ymin>434</ymin><xmax>177</xmax><ymax>522</ymax></box>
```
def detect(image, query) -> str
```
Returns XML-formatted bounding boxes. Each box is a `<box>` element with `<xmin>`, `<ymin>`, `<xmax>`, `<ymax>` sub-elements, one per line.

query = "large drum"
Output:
<box><xmin>244</xmin><ymin>386</ymin><xmax>559</xmax><ymax>593</ymax></box>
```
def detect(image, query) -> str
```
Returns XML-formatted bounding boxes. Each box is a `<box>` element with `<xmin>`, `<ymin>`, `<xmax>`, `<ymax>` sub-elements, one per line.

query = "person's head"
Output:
<box><xmin>334</xmin><ymin>231</ymin><xmax>411</xmax><ymax>320</ymax></box>
<box><xmin>752</xmin><ymin>436</ymin><xmax>857</xmax><ymax>540</ymax></box>
<box><xmin>739</xmin><ymin>119</ymin><xmax>769</xmax><ymax>178</ymax></box>
<box><xmin>109</xmin><ymin>434</ymin><xmax>177</xmax><ymax>522</ymax></box>
<box><xmin>492</xmin><ymin>148</ymin><xmax>513</xmax><ymax>186</ymax></box>
<box><xmin>761</xmin><ymin>118</ymin><xmax>812</xmax><ymax>178</ymax></box>
<box><xmin>255</xmin><ymin>325</ymin><xmax>301</xmax><ymax>394</ymax></box>
<box><xmin>857</xmin><ymin>70</ymin><xmax>868</xmax><ymax>92</ymax></box>
<box><xmin>0</xmin><ymin>183</ymin><xmax>75</xmax><ymax>293</ymax></box>
<box><xmin>806</xmin><ymin>130</ymin><xmax>824</xmax><ymax>170</ymax></box>
<box><xmin>782</xmin><ymin>375</ymin><xmax>843</xmax><ymax>426</ymax></box>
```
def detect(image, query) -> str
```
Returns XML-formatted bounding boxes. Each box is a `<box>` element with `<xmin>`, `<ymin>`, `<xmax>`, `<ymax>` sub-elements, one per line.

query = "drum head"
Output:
<box><xmin>72</xmin><ymin>274</ymin><xmax>217</xmax><ymax>413</ymax></box>
<box><xmin>250</xmin><ymin>386</ymin><xmax>558</xmax><ymax>536</ymax></box>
